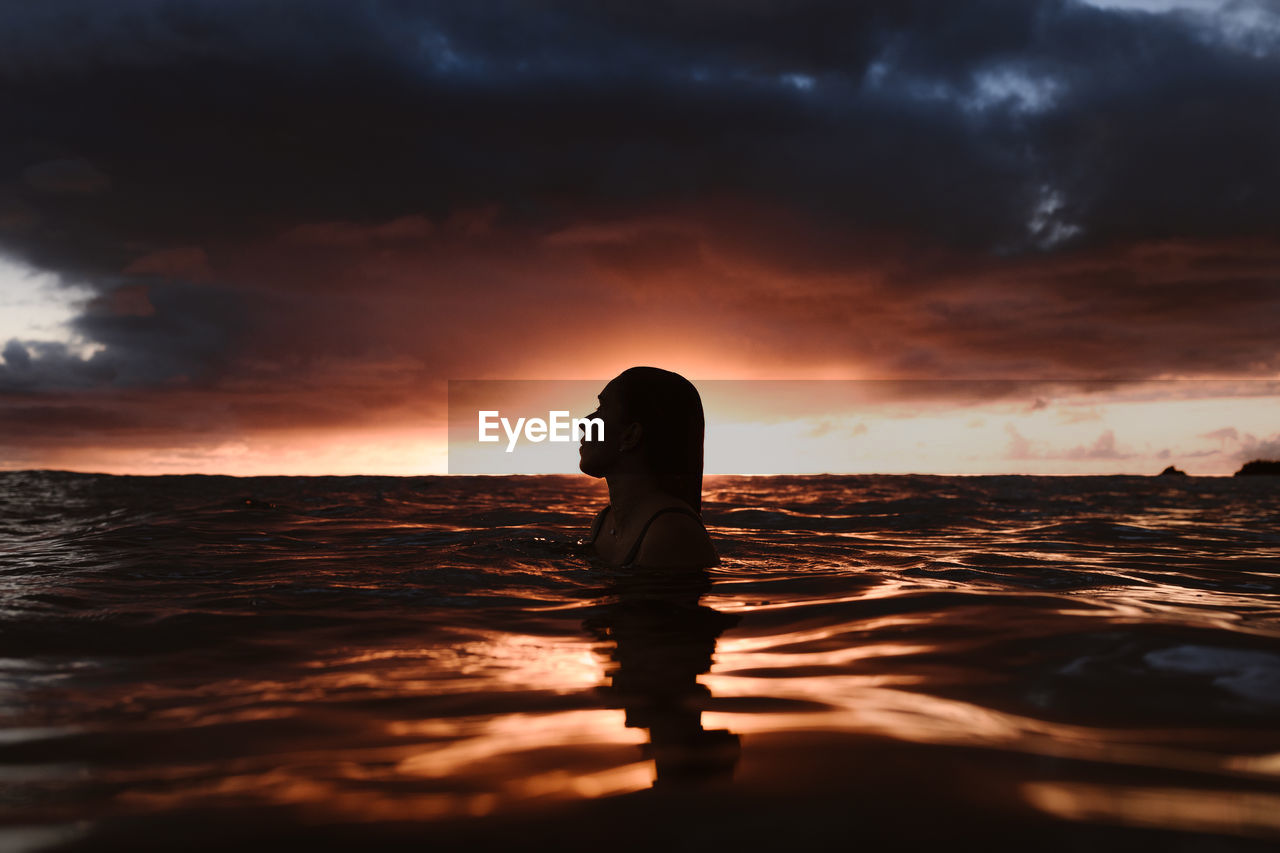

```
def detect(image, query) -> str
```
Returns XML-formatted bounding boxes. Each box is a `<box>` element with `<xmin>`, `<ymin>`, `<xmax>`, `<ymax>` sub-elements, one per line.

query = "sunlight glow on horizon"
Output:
<box><xmin>5</xmin><ymin>380</ymin><xmax>1277</xmax><ymax>477</ymax></box>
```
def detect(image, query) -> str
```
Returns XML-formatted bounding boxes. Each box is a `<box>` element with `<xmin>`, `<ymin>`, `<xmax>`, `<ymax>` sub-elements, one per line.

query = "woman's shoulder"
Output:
<box><xmin>630</xmin><ymin>502</ymin><xmax>717</xmax><ymax>568</ymax></box>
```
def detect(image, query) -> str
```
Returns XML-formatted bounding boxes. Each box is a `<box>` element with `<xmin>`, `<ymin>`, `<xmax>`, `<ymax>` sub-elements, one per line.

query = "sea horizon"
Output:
<box><xmin>4</xmin><ymin>467</ymin><xmax>1273</xmax><ymax>479</ymax></box>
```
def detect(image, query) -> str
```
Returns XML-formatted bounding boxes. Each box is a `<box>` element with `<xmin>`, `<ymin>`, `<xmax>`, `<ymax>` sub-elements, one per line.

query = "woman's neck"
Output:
<box><xmin>604</xmin><ymin>469</ymin><xmax>665</xmax><ymax>529</ymax></box>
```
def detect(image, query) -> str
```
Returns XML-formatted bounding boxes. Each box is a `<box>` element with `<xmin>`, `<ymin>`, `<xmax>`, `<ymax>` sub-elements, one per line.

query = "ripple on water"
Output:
<box><xmin>2</xmin><ymin>471</ymin><xmax>1279</xmax><ymax>849</ymax></box>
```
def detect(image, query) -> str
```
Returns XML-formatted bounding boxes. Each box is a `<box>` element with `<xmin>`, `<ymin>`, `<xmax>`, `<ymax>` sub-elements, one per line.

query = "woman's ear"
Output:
<box><xmin>619</xmin><ymin>422</ymin><xmax>643</xmax><ymax>451</ymax></box>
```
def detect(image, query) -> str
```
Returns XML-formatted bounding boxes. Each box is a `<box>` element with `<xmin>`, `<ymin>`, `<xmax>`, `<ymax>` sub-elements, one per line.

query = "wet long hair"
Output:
<box><xmin>611</xmin><ymin>366</ymin><xmax>705</xmax><ymax>515</ymax></box>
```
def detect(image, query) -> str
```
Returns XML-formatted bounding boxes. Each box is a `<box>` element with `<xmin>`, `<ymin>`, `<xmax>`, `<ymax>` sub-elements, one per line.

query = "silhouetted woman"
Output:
<box><xmin>579</xmin><ymin>367</ymin><xmax>718</xmax><ymax>568</ymax></box>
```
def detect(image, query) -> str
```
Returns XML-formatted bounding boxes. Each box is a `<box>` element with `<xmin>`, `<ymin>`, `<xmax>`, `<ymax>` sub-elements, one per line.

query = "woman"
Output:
<box><xmin>579</xmin><ymin>367</ymin><xmax>718</xmax><ymax>568</ymax></box>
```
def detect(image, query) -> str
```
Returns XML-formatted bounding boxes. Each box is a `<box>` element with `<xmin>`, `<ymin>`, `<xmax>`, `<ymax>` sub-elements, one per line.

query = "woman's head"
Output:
<box><xmin>578</xmin><ymin>366</ymin><xmax>705</xmax><ymax>514</ymax></box>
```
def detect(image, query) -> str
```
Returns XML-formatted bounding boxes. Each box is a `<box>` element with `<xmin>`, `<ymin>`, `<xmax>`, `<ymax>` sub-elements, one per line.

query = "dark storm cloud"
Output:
<box><xmin>0</xmin><ymin>280</ymin><xmax>241</xmax><ymax>391</ymax></box>
<box><xmin>22</xmin><ymin>158</ymin><xmax>112</xmax><ymax>195</ymax></box>
<box><xmin>4</xmin><ymin>0</ymin><xmax>1279</xmax><ymax>268</ymax></box>
<box><xmin>1</xmin><ymin>0</ymin><xmax>1279</xmax><ymax>463</ymax></box>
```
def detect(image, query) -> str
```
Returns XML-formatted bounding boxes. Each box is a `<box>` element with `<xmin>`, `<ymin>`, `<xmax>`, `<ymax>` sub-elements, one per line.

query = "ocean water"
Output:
<box><xmin>2</xmin><ymin>470</ymin><xmax>1279</xmax><ymax>851</ymax></box>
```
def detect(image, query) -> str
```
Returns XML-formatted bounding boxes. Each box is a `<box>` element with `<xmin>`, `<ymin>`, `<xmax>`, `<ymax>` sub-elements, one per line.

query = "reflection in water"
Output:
<box><xmin>585</xmin><ymin>568</ymin><xmax>741</xmax><ymax>788</ymax></box>
<box><xmin>7</xmin><ymin>473</ymin><xmax>1280</xmax><ymax>847</ymax></box>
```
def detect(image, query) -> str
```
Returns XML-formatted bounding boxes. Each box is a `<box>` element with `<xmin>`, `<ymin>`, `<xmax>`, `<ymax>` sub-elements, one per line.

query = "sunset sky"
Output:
<box><xmin>1</xmin><ymin>0</ymin><xmax>1277</xmax><ymax>475</ymax></box>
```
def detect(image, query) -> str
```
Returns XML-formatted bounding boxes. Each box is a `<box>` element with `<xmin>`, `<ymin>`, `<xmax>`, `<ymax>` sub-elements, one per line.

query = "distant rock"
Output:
<box><xmin>1158</xmin><ymin>465</ymin><xmax>1188</xmax><ymax>477</ymax></box>
<box><xmin>1234</xmin><ymin>459</ymin><xmax>1280</xmax><ymax>476</ymax></box>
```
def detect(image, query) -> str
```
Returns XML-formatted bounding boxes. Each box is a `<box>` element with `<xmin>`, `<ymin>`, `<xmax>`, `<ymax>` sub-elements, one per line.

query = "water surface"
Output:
<box><xmin>2</xmin><ymin>472</ymin><xmax>1279</xmax><ymax>850</ymax></box>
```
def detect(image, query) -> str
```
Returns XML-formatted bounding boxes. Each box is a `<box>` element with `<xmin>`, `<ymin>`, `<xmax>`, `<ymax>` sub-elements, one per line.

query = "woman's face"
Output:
<box><xmin>578</xmin><ymin>380</ymin><xmax>627</xmax><ymax>478</ymax></box>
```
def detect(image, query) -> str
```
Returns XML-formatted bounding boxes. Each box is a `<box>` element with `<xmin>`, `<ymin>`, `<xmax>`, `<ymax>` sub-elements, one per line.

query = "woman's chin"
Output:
<box><xmin>578</xmin><ymin>449</ymin><xmax>605</xmax><ymax>478</ymax></box>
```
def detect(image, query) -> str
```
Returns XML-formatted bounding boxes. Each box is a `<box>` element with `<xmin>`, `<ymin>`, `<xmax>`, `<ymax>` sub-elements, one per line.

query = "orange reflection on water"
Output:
<box><xmin>460</xmin><ymin>633</ymin><xmax>607</xmax><ymax>691</ymax></box>
<box><xmin>1227</xmin><ymin>752</ymin><xmax>1280</xmax><ymax>774</ymax></box>
<box><xmin>118</xmin><ymin>763</ymin><xmax>649</xmax><ymax>823</ymax></box>
<box><xmin>699</xmin><ymin>674</ymin><xmax>1273</xmax><ymax>783</ymax></box>
<box><xmin>94</xmin><ymin>629</ymin><xmax>645</xmax><ymax>825</ymax></box>
<box><xmin>114</xmin><ymin>707</ymin><xmax>651</xmax><ymax>822</ymax></box>
<box><xmin>393</xmin><ymin>708</ymin><xmax>646</xmax><ymax>771</ymax></box>
<box><xmin>1022</xmin><ymin>782</ymin><xmax>1280</xmax><ymax>839</ymax></box>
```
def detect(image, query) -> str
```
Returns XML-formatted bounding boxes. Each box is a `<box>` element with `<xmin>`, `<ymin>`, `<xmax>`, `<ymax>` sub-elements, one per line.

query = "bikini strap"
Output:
<box><xmin>588</xmin><ymin>504</ymin><xmax>611</xmax><ymax>544</ymax></box>
<box><xmin>621</xmin><ymin>506</ymin><xmax>702</xmax><ymax>567</ymax></box>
